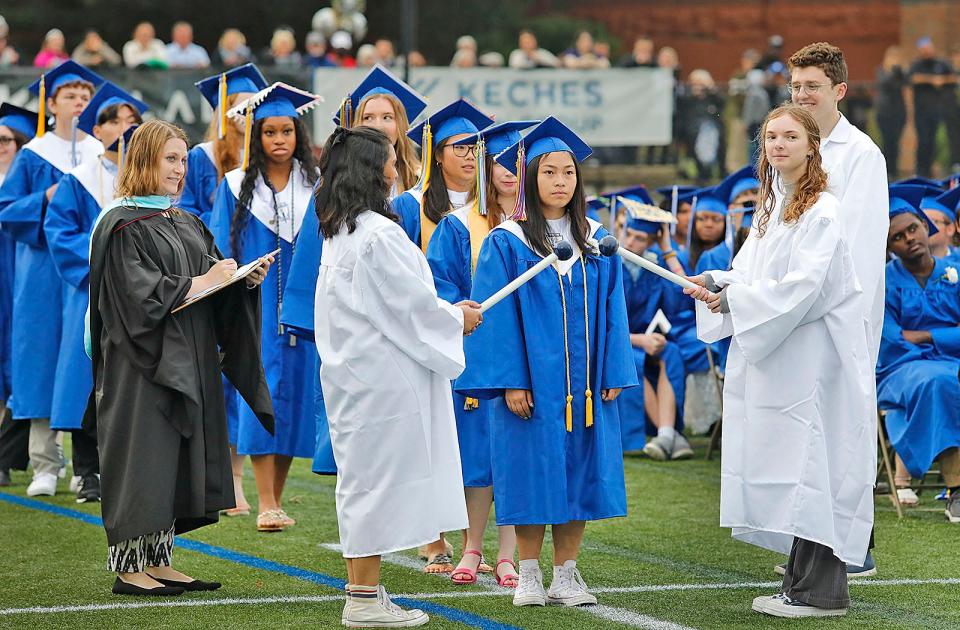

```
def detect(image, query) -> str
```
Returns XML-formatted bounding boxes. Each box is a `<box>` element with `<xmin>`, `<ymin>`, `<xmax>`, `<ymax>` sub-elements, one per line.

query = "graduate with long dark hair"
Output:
<box><xmin>313</xmin><ymin>125</ymin><xmax>481</xmax><ymax>627</ymax></box>
<box><xmin>87</xmin><ymin>120</ymin><xmax>273</xmax><ymax>595</ymax></box>
<box><xmin>456</xmin><ymin>117</ymin><xmax>636</xmax><ymax>608</ymax></box>
<box><xmin>210</xmin><ymin>83</ymin><xmax>321</xmax><ymax>534</ymax></box>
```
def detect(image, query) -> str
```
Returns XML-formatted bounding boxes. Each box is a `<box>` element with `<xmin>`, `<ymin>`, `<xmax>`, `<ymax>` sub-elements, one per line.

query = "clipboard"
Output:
<box><xmin>172</xmin><ymin>248</ymin><xmax>280</xmax><ymax>313</ymax></box>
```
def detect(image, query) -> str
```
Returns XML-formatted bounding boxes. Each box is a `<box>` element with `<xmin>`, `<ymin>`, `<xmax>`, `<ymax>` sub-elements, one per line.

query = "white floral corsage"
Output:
<box><xmin>943</xmin><ymin>266</ymin><xmax>959</xmax><ymax>285</ymax></box>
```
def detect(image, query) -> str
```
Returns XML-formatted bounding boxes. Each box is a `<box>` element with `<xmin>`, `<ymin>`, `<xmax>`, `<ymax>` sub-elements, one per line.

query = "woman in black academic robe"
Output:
<box><xmin>85</xmin><ymin>120</ymin><xmax>275</xmax><ymax>596</ymax></box>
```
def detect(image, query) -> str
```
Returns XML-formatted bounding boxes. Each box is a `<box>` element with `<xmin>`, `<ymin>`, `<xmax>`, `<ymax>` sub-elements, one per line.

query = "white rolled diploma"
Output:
<box><xmin>479</xmin><ymin>240</ymin><xmax>574</xmax><ymax>313</ymax></box>
<box><xmin>616</xmin><ymin>246</ymin><xmax>698</xmax><ymax>291</ymax></box>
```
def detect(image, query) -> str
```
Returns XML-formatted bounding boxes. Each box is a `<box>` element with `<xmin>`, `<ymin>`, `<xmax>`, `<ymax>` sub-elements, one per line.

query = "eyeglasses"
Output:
<box><xmin>0</xmin><ymin>136</ymin><xmax>15</xmax><ymax>146</ymax></box>
<box><xmin>788</xmin><ymin>82</ymin><xmax>832</xmax><ymax>95</ymax></box>
<box><xmin>445</xmin><ymin>143</ymin><xmax>476</xmax><ymax>158</ymax></box>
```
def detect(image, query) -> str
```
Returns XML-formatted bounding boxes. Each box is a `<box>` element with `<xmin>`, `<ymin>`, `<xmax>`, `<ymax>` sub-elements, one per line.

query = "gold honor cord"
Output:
<box><xmin>555</xmin><ymin>257</ymin><xmax>592</xmax><ymax>432</ymax></box>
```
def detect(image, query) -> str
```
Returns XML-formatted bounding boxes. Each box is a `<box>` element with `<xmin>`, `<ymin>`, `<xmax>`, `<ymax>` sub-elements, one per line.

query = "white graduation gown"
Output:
<box><xmin>314</xmin><ymin>210</ymin><xmax>468</xmax><ymax>558</ymax></box>
<box><xmin>696</xmin><ymin>192</ymin><xmax>876</xmax><ymax>565</ymax></box>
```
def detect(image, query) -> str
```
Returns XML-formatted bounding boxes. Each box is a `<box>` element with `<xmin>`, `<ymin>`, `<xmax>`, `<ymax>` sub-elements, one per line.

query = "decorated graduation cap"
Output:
<box><xmin>0</xmin><ymin>103</ymin><xmax>39</xmax><ymax>141</ymax></box>
<box><xmin>196</xmin><ymin>63</ymin><xmax>269</xmax><ymax>140</ymax></box>
<box><xmin>28</xmin><ymin>60</ymin><xmax>106</xmax><ymax>138</ymax></box>
<box><xmin>919</xmin><ymin>185</ymin><xmax>960</xmax><ymax>223</ymax></box>
<box><xmin>889</xmin><ymin>184</ymin><xmax>938</xmax><ymax>235</ymax></box>
<box><xmin>494</xmin><ymin>116</ymin><xmax>592</xmax><ymax>221</ymax></box>
<box><xmin>449</xmin><ymin>120</ymin><xmax>539</xmax><ymax>216</ymax></box>
<box><xmin>717</xmin><ymin>165</ymin><xmax>760</xmax><ymax>205</ymax></box>
<box><xmin>227</xmin><ymin>82</ymin><xmax>324</xmax><ymax>170</ymax></box>
<box><xmin>107</xmin><ymin>123</ymin><xmax>139</xmax><ymax>174</ymax></box>
<box><xmin>76</xmin><ymin>81</ymin><xmax>149</xmax><ymax>137</ymax></box>
<box><xmin>622</xmin><ymin>195</ymin><xmax>677</xmax><ymax>235</ymax></box>
<box><xmin>333</xmin><ymin>64</ymin><xmax>428</xmax><ymax>127</ymax></box>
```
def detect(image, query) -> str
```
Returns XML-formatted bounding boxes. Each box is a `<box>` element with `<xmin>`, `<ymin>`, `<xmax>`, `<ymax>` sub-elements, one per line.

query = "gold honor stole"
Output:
<box><xmin>463</xmin><ymin>200</ymin><xmax>489</xmax><ymax>411</ymax></box>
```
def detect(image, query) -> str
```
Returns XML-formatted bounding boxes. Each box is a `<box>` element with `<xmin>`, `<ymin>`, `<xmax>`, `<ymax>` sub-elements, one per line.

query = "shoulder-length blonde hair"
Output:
<box><xmin>115</xmin><ymin>120</ymin><xmax>190</xmax><ymax>198</ymax></box>
<box><xmin>352</xmin><ymin>92</ymin><xmax>421</xmax><ymax>191</ymax></box>
<box><xmin>202</xmin><ymin>91</ymin><xmax>247</xmax><ymax>179</ymax></box>
<box><xmin>754</xmin><ymin>104</ymin><xmax>828</xmax><ymax>237</ymax></box>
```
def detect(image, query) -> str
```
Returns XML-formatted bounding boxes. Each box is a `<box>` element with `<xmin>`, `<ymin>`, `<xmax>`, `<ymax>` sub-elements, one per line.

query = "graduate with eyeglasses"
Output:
<box><xmin>210</xmin><ymin>83</ymin><xmax>321</xmax><ymax>534</ymax></box>
<box><xmin>43</xmin><ymin>82</ymin><xmax>147</xmax><ymax>503</ymax></box>
<box><xmin>456</xmin><ymin>117</ymin><xmax>636</xmax><ymax>609</ymax></box>
<box><xmin>0</xmin><ymin>60</ymin><xmax>105</xmax><ymax>498</ymax></box>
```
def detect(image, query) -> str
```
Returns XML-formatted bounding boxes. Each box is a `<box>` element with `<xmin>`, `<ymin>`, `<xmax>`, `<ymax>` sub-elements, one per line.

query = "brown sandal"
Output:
<box><xmin>256</xmin><ymin>510</ymin><xmax>285</xmax><ymax>532</ymax></box>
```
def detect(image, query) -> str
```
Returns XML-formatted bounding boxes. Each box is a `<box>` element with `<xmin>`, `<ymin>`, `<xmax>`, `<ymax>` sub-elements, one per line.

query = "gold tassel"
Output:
<box><xmin>118</xmin><ymin>133</ymin><xmax>125</xmax><ymax>175</ymax></box>
<box><xmin>241</xmin><ymin>107</ymin><xmax>252</xmax><ymax>170</ymax></box>
<box><xmin>36</xmin><ymin>75</ymin><xmax>46</xmax><ymax>138</ymax></box>
<box><xmin>218</xmin><ymin>73</ymin><xmax>228</xmax><ymax>140</ymax></box>
<box><xmin>585</xmin><ymin>390</ymin><xmax>594</xmax><ymax>427</ymax></box>
<box><xmin>557</xmin><ymin>269</ymin><xmax>573</xmax><ymax>432</ymax></box>
<box><xmin>565</xmin><ymin>394</ymin><xmax>573</xmax><ymax>432</ymax></box>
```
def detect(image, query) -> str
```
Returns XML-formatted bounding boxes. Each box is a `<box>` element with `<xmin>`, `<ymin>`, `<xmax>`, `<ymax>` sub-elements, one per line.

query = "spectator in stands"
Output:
<box><xmin>0</xmin><ymin>16</ymin><xmax>20</xmax><ymax>67</ymax></box>
<box><xmin>71</xmin><ymin>29</ymin><xmax>121</xmax><ymax>68</ymax></box>
<box><xmin>265</xmin><ymin>28</ymin><xmax>301</xmax><ymax>67</ymax></box>
<box><xmin>619</xmin><ymin>36</ymin><xmax>655</xmax><ymax>68</ymax></box>
<box><xmin>478</xmin><ymin>52</ymin><xmax>504</xmax><ymax>67</ymax></box>
<box><xmin>679</xmin><ymin>69</ymin><xmax>726</xmax><ymax>184</ymax></box>
<box><xmin>327</xmin><ymin>31</ymin><xmax>356</xmax><ymax>67</ymax></box>
<box><xmin>562</xmin><ymin>31</ymin><xmax>610</xmax><ymax>69</ymax></box>
<box><xmin>407</xmin><ymin>51</ymin><xmax>427</xmax><ymax>68</ymax></box>
<box><xmin>945</xmin><ymin>47</ymin><xmax>960</xmax><ymax>172</ymax></box>
<box><xmin>166</xmin><ymin>21</ymin><xmax>209</xmax><ymax>69</ymax></box>
<box><xmin>756</xmin><ymin>34</ymin><xmax>785</xmax><ymax>72</ymax></box>
<box><xmin>123</xmin><ymin>21</ymin><xmax>166</xmax><ymax>69</ymax></box>
<box><xmin>594</xmin><ymin>41</ymin><xmax>612</xmax><ymax>64</ymax></box>
<box><xmin>375</xmin><ymin>39</ymin><xmax>397</xmax><ymax>68</ymax></box>
<box><xmin>508</xmin><ymin>29</ymin><xmax>559</xmax><ymax>69</ymax></box>
<box><xmin>450</xmin><ymin>35</ymin><xmax>477</xmax><ymax>68</ymax></box>
<box><xmin>213</xmin><ymin>28</ymin><xmax>254</xmax><ymax>67</ymax></box>
<box><xmin>356</xmin><ymin>44</ymin><xmax>378</xmax><ymax>68</ymax></box>
<box><xmin>303</xmin><ymin>31</ymin><xmax>335</xmax><ymax>68</ymax></box>
<box><xmin>875</xmin><ymin>45</ymin><xmax>908</xmax><ymax>177</ymax></box>
<box><xmin>909</xmin><ymin>37</ymin><xmax>956</xmax><ymax>177</ymax></box>
<box><xmin>33</xmin><ymin>28</ymin><xmax>69</xmax><ymax>69</ymax></box>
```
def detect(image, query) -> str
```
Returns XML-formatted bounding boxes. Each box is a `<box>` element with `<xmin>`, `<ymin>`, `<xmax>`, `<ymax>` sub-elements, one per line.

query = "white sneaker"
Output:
<box><xmin>547</xmin><ymin>563</ymin><xmax>597</xmax><ymax>606</ymax></box>
<box><xmin>26</xmin><ymin>472</ymin><xmax>58</xmax><ymax>497</ymax></box>
<box><xmin>752</xmin><ymin>592</ymin><xmax>847</xmax><ymax>618</ymax></box>
<box><xmin>342</xmin><ymin>585</ymin><xmax>428</xmax><ymax>627</ymax></box>
<box><xmin>69</xmin><ymin>475</ymin><xmax>82</xmax><ymax>493</ymax></box>
<box><xmin>513</xmin><ymin>564</ymin><xmax>546</xmax><ymax>607</ymax></box>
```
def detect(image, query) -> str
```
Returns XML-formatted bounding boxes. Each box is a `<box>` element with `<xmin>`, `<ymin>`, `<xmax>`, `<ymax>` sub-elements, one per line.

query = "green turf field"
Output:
<box><xmin>1</xmin><ymin>436</ymin><xmax>958</xmax><ymax>629</ymax></box>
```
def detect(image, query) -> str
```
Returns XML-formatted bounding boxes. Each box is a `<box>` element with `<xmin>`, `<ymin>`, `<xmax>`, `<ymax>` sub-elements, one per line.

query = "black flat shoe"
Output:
<box><xmin>112</xmin><ymin>577</ymin><xmax>185</xmax><ymax>596</ymax></box>
<box><xmin>155</xmin><ymin>577</ymin><xmax>222</xmax><ymax>591</ymax></box>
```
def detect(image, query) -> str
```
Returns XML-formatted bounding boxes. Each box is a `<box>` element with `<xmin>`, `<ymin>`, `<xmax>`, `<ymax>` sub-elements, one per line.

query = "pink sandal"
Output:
<box><xmin>451</xmin><ymin>549</ymin><xmax>482</xmax><ymax>585</ymax></box>
<box><xmin>495</xmin><ymin>558</ymin><xmax>519</xmax><ymax>588</ymax></box>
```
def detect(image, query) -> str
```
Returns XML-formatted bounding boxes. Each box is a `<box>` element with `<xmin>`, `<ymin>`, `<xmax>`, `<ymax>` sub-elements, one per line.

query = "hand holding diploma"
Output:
<box><xmin>683</xmin><ymin>274</ymin><xmax>723</xmax><ymax>313</ymax></box>
<box><xmin>245</xmin><ymin>253</ymin><xmax>275</xmax><ymax>288</ymax></box>
<box><xmin>457</xmin><ymin>300</ymin><xmax>483</xmax><ymax>336</ymax></box>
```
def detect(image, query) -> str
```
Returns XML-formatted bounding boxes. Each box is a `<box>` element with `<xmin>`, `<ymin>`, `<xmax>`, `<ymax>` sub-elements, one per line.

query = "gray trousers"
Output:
<box><xmin>782</xmin><ymin>537</ymin><xmax>849</xmax><ymax>609</ymax></box>
<box><xmin>28</xmin><ymin>419</ymin><xmax>60</xmax><ymax>476</ymax></box>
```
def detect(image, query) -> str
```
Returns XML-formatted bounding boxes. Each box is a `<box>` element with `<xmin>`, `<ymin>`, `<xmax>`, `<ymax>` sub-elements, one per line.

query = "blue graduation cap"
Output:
<box><xmin>730</xmin><ymin>205</ymin><xmax>756</xmax><ymax>230</ymax></box>
<box><xmin>407</xmin><ymin>98</ymin><xmax>493</xmax><ymax>148</ymax></box>
<box><xmin>889</xmin><ymin>184</ymin><xmax>938</xmax><ymax>235</ymax></box>
<box><xmin>333</xmin><ymin>64</ymin><xmax>428</xmax><ymax>127</ymax></box>
<box><xmin>228</xmin><ymin>82</ymin><xmax>323</xmax><ymax>170</ymax></box>
<box><xmin>28</xmin><ymin>60</ymin><xmax>106</xmax><ymax>138</ymax></box>
<box><xmin>919</xmin><ymin>185</ymin><xmax>960</xmax><ymax>222</ymax></box>
<box><xmin>195</xmin><ymin>63</ymin><xmax>268</xmax><ymax>109</ymax></box>
<box><xmin>655</xmin><ymin>184</ymin><xmax>697</xmax><ymax>200</ymax></box>
<box><xmin>596</xmin><ymin>185</ymin><xmax>655</xmax><ymax>232</ymax></box>
<box><xmin>494</xmin><ymin>116</ymin><xmax>592</xmax><ymax>175</ymax></box>
<box><xmin>690</xmin><ymin>186</ymin><xmax>729</xmax><ymax>216</ymax></box>
<box><xmin>452</xmin><ymin>120</ymin><xmax>539</xmax><ymax>157</ymax></box>
<box><xmin>493</xmin><ymin>116</ymin><xmax>592</xmax><ymax>221</ymax></box>
<box><xmin>197</xmin><ymin>64</ymin><xmax>268</xmax><ymax>140</ymax></box>
<box><xmin>107</xmin><ymin>123</ymin><xmax>139</xmax><ymax>173</ymax></box>
<box><xmin>716</xmin><ymin>165</ymin><xmax>760</xmax><ymax>205</ymax></box>
<box><xmin>893</xmin><ymin>176</ymin><xmax>944</xmax><ymax>190</ymax></box>
<box><xmin>586</xmin><ymin>195</ymin><xmax>609</xmax><ymax>222</ymax></box>
<box><xmin>0</xmin><ymin>103</ymin><xmax>39</xmax><ymax>141</ymax></box>
<box><xmin>76</xmin><ymin>81</ymin><xmax>149</xmax><ymax>137</ymax></box>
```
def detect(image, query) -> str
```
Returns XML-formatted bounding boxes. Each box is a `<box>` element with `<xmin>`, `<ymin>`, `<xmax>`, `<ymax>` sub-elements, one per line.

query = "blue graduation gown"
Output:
<box><xmin>210</xmin><ymin>170</ymin><xmax>316</xmax><ymax>458</ymax></box>
<box><xmin>0</xmin><ymin>230</ymin><xmax>14</xmax><ymax>401</ymax></box>
<box><xmin>277</xmin><ymin>205</ymin><xmax>336</xmax><ymax>473</ymax></box>
<box><xmin>0</xmin><ymin>149</ymin><xmax>66</xmax><ymax>419</ymax></box>
<box><xmin>42</xmin><ymin>161</ymin><xmax>112</xmax><ymax>429</ymax></box>
<box><xmin>425</xmin><ymin>210</ymin><xmax>493</xmax><ymax>487</ymax></box>
<box><xmin>455</xmin><ymin>222</ymin><xmax>637</xmax><ymax>525</ymax></box>
<box><xmin>617</xmin><ymin>257</ymin><xmax>687</xmax><ymax>452</ymax></box>
<box><xmin>876</xmin><ymin>258</ymin><xmax>960</xmax><ymax>478</ymax></box>
<box><xmin>696</xmin><ymin>242</ymin><xmax>733</xmax><ymax>369</ymax></box>
<box><xmin>390</xmin><ymin>190</ymin><xmax>423</xmax><ymax>247</ymax></box>
<box><xmin>665</xmin><ymin>249</ymin><xmax>710</xmax><ymax>374</ymax></box>
<box><xmin>179</xmin><ymin>143</ymin><xmax>218</xmax><ymax>225</ymax></box>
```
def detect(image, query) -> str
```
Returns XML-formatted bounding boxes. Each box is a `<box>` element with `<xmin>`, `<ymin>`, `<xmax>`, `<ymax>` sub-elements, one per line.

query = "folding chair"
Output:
<box><xmin>875</xmin><ymin>409</ymin><xmax>904</xmax><ymax>519</ymax></box>
<box><xmin>704</xmin><ymin>346</ymin><xmax>724</xmax><ymax>461</ymax></box>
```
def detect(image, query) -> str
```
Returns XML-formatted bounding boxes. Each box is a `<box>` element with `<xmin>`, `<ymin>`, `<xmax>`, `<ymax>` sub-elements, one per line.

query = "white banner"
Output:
<box><xmin>312</xmin><ymin>67</ymin><xmax>674</xmax><ymax>147</ymax></box>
